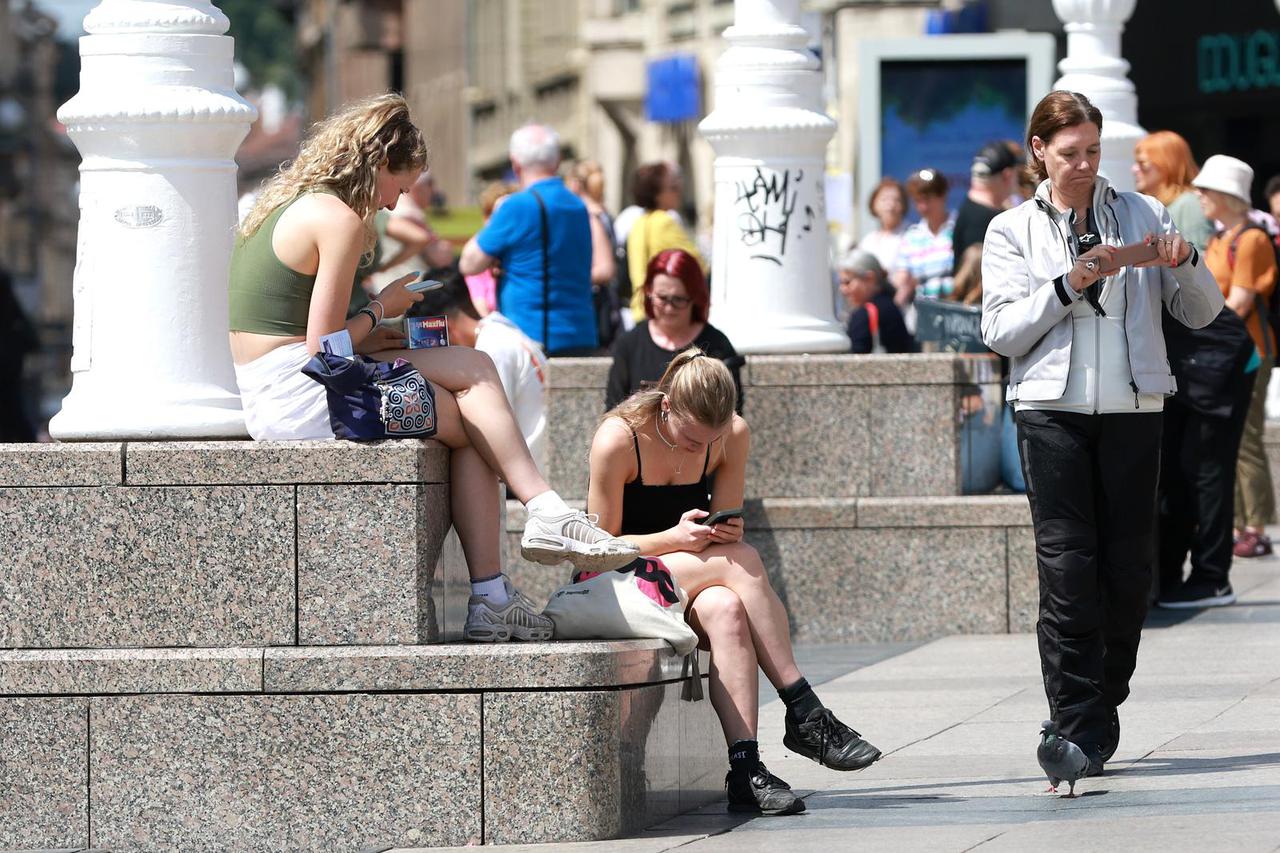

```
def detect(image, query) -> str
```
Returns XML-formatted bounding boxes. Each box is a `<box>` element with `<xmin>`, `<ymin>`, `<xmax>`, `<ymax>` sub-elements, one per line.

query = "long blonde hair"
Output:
<box><xmin>604</xmin><ymin>348</ymin><xmax>737</xmax><ymax>432</ymax></box>
<box><xmin>240</xmin><ymin>93</ymin><xmax>428</xmax><ymax>254</ymax></box>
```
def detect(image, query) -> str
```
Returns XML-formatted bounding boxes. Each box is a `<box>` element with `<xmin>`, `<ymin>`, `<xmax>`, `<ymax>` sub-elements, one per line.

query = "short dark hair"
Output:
<box><xmin>1025</xmin><ymin>90</ymin><xmax>1103</xmax><ymax>183</ymax></box>
<box><xmin>1266</xmin><ymin>174</ymin><xmax>1280</xmax><ymax>199</ymax></box>
<box><xmin>906</xmin><ymin>168</ymin><xmax>949</xmax><ymax>200</ymax></box>
<box><xmin>632</xmin><ymin>162</ymin><xmax>673</xmax><ymax>211</ymax></box>
<box><xmin>407</xmin><ymin>268</ymin><xmax>480</xmax><ymax>320</ymax></box>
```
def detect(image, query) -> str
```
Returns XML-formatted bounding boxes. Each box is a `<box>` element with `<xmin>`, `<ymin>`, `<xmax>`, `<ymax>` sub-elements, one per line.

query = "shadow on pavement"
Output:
<box><xmin>1115</xmin><ymin>751</ymin><xmax>1280</xmax><ymax>777</ymax></box>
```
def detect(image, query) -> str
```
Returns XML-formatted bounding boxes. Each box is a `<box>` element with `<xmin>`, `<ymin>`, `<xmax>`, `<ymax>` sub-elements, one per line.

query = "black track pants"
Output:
<box><xmin>1016</xmin><ymin>409</ymin><xmax>1162</xmax><ymax>748</ymax></box>
<box><xmin>1157</xmin><ymin>381</ymin><xmax>1252</xmax><ymax>591</ymax></box>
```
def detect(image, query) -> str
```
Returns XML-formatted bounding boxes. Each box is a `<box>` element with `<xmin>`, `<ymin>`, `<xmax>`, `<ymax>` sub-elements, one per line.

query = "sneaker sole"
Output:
<box><xmin>728</xmin><ymin>799</ymin><xmax>806</xmax><ymax>816</ymax></box>
<box><xmin>520</xmin><ymin>536</ymin><xmax>638</xmax><ymax>572</ymax></box>
<box><xmin>782</xmin><ymin>734</ymin><xmax>881</xmax><ymax>771</ymax></box>
<box><xmin>464</xmin><ymin>624</ymin><xmax>512</xmax><ymax>642</ymax></box>
<box><xmin>1157</xmin><ymin>593</ymin><xmax>1236</xmax><ymax>609</ymax></box>
<box><xmin>508</xmin><ymin>623</ymin><xmax>554</xmax><ymax>642</ymax></box>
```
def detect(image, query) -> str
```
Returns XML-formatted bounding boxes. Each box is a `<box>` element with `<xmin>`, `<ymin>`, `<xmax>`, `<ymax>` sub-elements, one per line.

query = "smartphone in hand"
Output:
<box><xmin>406</xmin><ymin>277</ymin><xmax>445</xmax><ymax>293</ymax></box>
<box><xmin>1100</xmin><ymin>241</ymin><xmax>1159</xmax><ymax>274</ymax></box>
<box><xmin>703</xmin><ymin>508</ymin><xmax>744</xmax><ymax>526</ymax></box>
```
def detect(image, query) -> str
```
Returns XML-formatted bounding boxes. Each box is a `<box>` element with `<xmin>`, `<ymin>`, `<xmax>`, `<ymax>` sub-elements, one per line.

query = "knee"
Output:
<box><xmin>693</xmin><ymin>586</ymin><xmax>749</xmax><ymax>641</ymax></box>
<box><xmin>718</xmin><ymin>541</ymin><xmax>765</xmax><ymax>577</ymax></box>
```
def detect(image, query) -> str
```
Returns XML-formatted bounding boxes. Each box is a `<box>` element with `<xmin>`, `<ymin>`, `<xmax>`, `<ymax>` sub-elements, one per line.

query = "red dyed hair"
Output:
<box><xmin>644</xmin><ymin>248</ymin><xmax>709</xmax><ymax>324</ymax></box>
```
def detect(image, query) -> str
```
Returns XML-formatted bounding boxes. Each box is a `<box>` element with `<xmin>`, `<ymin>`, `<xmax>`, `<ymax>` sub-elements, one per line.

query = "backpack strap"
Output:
<box><xmin>530</xmin><ymin>188</ymin><xmax>551</xmax><ymax>351</ymax></box>
<box><xmin>1227</xmin><ymin>221</ymin><xmax>1275</xmax><ymax>361</ymax></box>
<box><xmin>865</xmin><ymin>301</ymin><xmax>882</xmax><ymax>352</ymax></box>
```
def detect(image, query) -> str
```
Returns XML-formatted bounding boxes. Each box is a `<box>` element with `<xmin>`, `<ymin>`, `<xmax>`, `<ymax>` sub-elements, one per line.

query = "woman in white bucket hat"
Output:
<box><xmin>1195</xmin><ymin>155</ymin><xmax>1280</xmax><ymax>562</ymax></box>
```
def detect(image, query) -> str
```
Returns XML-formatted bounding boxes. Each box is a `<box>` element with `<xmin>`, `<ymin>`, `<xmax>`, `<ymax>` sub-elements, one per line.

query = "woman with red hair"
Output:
<box><xmin>605</xmin><ymin>248</ymin><xmax>743</xmax><ymax>411</ymax></box>
<box><xmin>1133</xmin><ymin>131</ymin><xmax>1213</xmax><ymax>250</ymax></box>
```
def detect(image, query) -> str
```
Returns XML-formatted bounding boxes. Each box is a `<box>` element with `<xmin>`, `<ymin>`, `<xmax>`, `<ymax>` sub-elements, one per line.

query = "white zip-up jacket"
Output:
<box><xmin>981</xmin><ymin>177</ymin><xmax>1224</xmax><ymax>412</ymax></box>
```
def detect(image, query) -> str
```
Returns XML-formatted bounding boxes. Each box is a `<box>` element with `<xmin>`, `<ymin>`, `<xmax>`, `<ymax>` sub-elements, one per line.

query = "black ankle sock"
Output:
<box><xmin>728</xmin><ymin>739</ymin><xmax>759</xmax><ymax>773</ymax></box>
<box><xmin>778</xmin><ymin>677</ymin><xmax>824</xmax><ymax>722</ymax></box>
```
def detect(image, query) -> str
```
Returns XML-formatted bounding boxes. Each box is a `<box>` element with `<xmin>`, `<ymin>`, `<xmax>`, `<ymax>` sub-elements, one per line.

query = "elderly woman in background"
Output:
<box><xmin>837</xmin><ymin>249</ymin><xmax>913</xmax><ymax>354</ymax></box>
<box><xmin>606</xmin><ymin>248</ymin><xmax>742</xmax><ymax>412</ymax></box>
<box><xmin>1195</xmin><ymin>155</ymin><xmax>1280</xmax><ymax>562</ymax></box>
<box><xmin>982</xmin><ymin>90</ymin><xmax>1222</xmax><ymax>776</ymax></box>
<box><xmin>626</xmin><ymin>161</ymin><xmax>704</xmax><ymax>321</ymax></box>
<box><xmin>857</xmin><ymin>177</ymin><xmax>908</xmax><ymax>273</ymax></box>
<box><xmin>1133</xmin><ymin>131</ymin><xmax>1214</xmax><ymax>251</ymax></box>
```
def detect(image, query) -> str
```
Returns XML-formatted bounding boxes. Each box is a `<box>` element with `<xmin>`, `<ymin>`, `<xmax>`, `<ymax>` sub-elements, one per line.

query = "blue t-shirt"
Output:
<box><xmin>476</xmin><ymin>177</ymin><xmax>597</xmax><ymax>353</ymax></box>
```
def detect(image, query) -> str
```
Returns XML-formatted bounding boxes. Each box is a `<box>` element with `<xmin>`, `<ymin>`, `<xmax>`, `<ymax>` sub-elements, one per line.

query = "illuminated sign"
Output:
<box><xmin>1198</xmin><ymin>30</ymin><xmax>1280</xmax><ymax>93</ymax></box>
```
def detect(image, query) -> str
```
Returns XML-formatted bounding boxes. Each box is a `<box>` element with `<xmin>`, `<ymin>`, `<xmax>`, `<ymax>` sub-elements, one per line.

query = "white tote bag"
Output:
<box><xmin>542</xmin><ymin>558</ymin><xmax>699</xmax><ymax>656</ymax></box>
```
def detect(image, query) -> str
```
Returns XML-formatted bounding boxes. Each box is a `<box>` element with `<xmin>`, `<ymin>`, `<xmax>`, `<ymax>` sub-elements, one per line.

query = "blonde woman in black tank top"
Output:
<box><xmin>230</xmin><ymin>94</ymin><xmax>636</xmax><ymax>642</ymax></box>
<box><xmin>587</xmin><ymin>349</ymin><xmax>882</xmax><ymax>815</ymax></box>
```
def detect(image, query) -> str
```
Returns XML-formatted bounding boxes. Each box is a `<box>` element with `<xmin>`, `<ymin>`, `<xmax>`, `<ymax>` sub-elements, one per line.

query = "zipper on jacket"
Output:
<box><xmin>1106</xmin><ymin>196</ymin><xmax>1142</xmax><ymax>409</ymax></box>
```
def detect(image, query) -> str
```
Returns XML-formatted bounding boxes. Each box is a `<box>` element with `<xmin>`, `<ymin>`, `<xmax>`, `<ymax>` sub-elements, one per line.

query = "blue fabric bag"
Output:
<box><xmin>301</xmin><ymin>353</ymin><xmax>437</xmax><ymax>440</ymax></box>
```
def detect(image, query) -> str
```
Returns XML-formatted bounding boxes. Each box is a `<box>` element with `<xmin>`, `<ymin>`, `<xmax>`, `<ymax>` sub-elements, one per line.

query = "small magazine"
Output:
<box><xmin>406</xmin><ymin>315</ymin><xmax>450</xmax><ymax>349</ymax></box>
<box><xmin>319</xmin><ymin>329</ymin><xmax>354</xmax><ymax>359</ymax></box>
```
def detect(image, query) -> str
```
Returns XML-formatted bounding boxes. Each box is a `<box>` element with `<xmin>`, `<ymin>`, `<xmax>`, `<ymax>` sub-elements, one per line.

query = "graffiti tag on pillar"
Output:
<box><xmin>734</xmin><ymin>167</ymin><xmax>811</xmax><ymax>266</ymax></box>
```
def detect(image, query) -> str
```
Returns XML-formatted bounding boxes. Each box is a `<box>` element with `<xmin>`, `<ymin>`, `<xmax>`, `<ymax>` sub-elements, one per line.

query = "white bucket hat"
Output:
<box><xmin>1193</xmin><ymin>154</ymin><xmax>1254</xmax><ymax>205</ymax></box>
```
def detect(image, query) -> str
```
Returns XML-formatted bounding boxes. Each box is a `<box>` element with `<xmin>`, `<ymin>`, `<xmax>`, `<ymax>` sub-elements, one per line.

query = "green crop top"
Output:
<box><xmin>228</xmin><ymin>194</ymin><xmax>319</xmax><ymax>336</ymax></box>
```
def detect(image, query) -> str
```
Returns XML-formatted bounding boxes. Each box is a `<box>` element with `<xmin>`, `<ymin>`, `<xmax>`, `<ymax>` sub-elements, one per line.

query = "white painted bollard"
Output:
<box><xmin>699</xmin><ymin>0</ymin><xmax>847</xmax><ymax>354</ymax></box>
<box><xmin>51</xmin><ymin>0</ymin><xmax>256</xmax><ymax>439</ymax></box>
<box><xmin>1051</xmin><ymin>0</ymin><xmax>1144</xmax><ymax>193</ymax></box>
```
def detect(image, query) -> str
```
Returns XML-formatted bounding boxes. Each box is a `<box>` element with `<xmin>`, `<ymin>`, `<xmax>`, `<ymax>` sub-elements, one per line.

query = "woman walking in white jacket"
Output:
<box><xmin>981</xmin><ymin>91</ymin><xmax>1223</xmax><ymax>778</ymax></box>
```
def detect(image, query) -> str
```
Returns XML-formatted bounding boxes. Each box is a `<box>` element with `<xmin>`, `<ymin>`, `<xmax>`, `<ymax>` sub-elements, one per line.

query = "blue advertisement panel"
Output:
<box><xmin>879</xmin><ymin>59</ymin><xmax>1028</xmax><ymax>220</ymax></box>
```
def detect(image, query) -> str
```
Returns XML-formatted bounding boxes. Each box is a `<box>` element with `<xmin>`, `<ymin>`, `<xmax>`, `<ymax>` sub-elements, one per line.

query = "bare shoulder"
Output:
<box><xmin>592</xmin><ymin>416</ymin><xmax>634</xmax><ymax>457</ymax></box>
<box><xmin>726</xmin><ymin>413</ymin><xmax>750</xmax><ymax>446</ymax></box>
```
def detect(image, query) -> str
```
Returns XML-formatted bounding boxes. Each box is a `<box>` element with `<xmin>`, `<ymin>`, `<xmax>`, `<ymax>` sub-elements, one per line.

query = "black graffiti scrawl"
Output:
<box><xmin>733</xmin><ymin>167</ymin><xmax>815</xmax><ymax>266</ymax></box>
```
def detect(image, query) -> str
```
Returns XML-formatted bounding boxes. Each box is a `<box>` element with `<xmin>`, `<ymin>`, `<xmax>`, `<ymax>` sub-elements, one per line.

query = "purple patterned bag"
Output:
<box><xmin>301</xmin><ymin>353</ymin><xmax>436</xmax><ymax>440</ymax></box>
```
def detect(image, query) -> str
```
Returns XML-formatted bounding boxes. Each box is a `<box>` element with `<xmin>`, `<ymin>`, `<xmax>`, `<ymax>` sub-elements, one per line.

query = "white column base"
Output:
<box><xmin>50</xmin><ymin>385</ymin><xmax>249</xmax><ymax>440</ymax></box>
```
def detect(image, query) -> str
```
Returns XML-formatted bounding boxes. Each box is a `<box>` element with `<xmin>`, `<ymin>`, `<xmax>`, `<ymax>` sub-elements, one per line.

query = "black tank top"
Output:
<box><xmin>620</xmin><ymin>429</ymin><xmax>712</xmax><ymax>536</ymax></box>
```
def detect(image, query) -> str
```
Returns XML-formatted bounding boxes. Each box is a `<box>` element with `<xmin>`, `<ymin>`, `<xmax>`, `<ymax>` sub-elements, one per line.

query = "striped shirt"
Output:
<box><xmin>895</xmin><ymin>213</ymin><xmax>956</xmax><ymax>300</ymax></box>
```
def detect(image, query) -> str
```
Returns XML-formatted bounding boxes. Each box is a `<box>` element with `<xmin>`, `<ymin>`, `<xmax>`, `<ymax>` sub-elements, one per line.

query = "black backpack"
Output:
<box><xmin>1227</xmin><ymin>222</ymin><xmax>1280</xmax><ymax>364</ymax></box>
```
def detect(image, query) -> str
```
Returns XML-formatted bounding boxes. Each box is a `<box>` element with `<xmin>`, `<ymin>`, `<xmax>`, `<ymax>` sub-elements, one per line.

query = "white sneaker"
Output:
<box><xmin>520</xmin><ymin>510</ymin><xmax>639</xmax><ymax>571</ymax></box>
<box><xmin>464</xmin><ymin>577</ymin><xmax>555</xmax><ymax>642</ymax></box>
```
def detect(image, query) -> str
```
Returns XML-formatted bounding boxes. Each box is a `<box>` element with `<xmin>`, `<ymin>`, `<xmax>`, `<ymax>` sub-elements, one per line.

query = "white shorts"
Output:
<box><xmin>234</xmin><ymin>342</ymin><xmax>335</xmax><ymax>441</ymax></box>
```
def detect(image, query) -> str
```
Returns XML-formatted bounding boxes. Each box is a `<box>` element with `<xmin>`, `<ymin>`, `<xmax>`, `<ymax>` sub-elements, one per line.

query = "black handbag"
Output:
<box><xmin>301</xmin><ymin>353</ymin><xmax>437</xmax><ymax>440</ymax></box>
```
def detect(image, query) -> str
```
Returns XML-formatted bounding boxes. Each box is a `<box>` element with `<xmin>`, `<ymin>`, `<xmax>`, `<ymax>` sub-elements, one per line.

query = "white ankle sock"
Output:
<box><xmin>526</xmin><ymin>490</ymin><xmax>572</xmax><ymax>518</ymax></box>
<box><xmin>471</xmin><ymin>574</ymin><xmax>509</xmax><ymax>605</ymax></box>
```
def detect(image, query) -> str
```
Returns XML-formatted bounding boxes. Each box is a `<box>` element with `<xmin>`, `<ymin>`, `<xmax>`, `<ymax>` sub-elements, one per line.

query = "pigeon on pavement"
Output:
<box><xmin>1037</xmin><ymin>719</ymin><xmax>1090</xmax><ymax>797</ymax></box>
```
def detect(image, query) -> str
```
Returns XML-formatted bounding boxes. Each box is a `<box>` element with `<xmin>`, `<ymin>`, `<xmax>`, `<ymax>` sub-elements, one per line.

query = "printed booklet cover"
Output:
<box><xmin>406</xmin><ymin>315</ymin><xmax>450</xmax><ymax>349</ymax></box>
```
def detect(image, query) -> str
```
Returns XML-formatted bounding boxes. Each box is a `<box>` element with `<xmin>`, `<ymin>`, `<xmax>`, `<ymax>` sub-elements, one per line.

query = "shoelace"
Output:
<box><xmin>751</xmin><ymin>764</ymin><xmax>791</xmax><ymax>790</ymax></box>
<box><xmin>810</xmin><ymin>710</ymin><xmax>857</xmax><ymax>759</ymax></box>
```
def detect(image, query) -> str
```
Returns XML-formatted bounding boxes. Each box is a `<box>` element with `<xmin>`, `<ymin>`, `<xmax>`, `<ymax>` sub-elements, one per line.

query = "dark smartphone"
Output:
<box><xmin>703</xmin><ymin>508</ymin><xmax>744</xmax><ymax>526</ymax></box>
<box><xmin>1100</xmin><ymin>241</ymin><xmax>1160</xmax><ymax>273</ymax></box>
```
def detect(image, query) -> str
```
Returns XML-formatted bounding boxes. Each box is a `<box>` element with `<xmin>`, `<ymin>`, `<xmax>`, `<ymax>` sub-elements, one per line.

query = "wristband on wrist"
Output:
<box><xmin>357</xmin><ymin>307</ymin><xmax>378</xmax><ymax>330</ymax></box>
<box><xmin>368</xmin><ymin>299</ymin><xmax>386</xmax><ymax>323</ymax></box>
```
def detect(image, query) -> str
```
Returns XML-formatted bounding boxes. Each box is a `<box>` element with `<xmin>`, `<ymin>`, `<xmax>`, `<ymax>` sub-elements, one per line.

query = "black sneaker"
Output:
<box><xmin>783</xmin><ymin>708</ymin><xmax>881</xmax><ymax>771</ymax></box>
<box><xmin>1084</xmin><ymin>744</ymin><xmax>1105</xmax><ymax>778</ymax></box>
<box><xmin>1099</xmin><ymin>707</ymin><xmax>1120</xmax><ymax>763</ymax></box>
<box><xmin>725</xmin><ymin>763</ymin><xmax>805</xmax><ymax>815</ymax></box>
<box><xmin>1157</xmin><ymin>579</ymin><xmax>1235</xmax><ymax>609</ymax></box>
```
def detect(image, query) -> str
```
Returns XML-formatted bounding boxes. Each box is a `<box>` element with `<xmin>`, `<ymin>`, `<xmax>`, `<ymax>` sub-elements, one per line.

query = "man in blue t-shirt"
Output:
<box><xmin>460</xmin><ymin>124</ymin><xmax>597</xmax><ymax>355</ymax></box>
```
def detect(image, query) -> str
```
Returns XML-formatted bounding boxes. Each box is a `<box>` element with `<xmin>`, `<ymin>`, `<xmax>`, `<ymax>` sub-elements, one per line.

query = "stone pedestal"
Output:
<box><xmin>1051</xmin><ymin>0</ymin><xmax>1144</xmax><ymax>192</ymax></box>
<box><xmin>0</xmin><ymin>440</ymin><xmax>720</xmax><ymax>849</ymax></box>
<box><xmin>698</xmin><ymin>0</ymin><xmax>847</xmax><ymax>354</ymax></box>
<box><xmin>51</xmin><ymin>0</ymin><xmax>256</xmax><ymax>439</ymax></box>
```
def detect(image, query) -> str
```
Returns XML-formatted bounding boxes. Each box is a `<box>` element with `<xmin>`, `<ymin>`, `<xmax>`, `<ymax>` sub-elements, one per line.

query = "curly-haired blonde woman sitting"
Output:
<box><xmin>588</xmin><ymin>349</ymin><xmax>881</xmax><ymax>815</ymax></box>
<box><xmin>228</xmin><ymin>93</ymin><xmax>636</xmax><ymax>642</ymax></box>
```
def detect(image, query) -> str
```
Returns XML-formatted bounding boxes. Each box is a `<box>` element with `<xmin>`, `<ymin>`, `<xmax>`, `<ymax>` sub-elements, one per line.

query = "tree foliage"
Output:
<box><xmin>215</xmin><ymin>0</ymin><xmax>299</xmax><ymax>97</ymax></box>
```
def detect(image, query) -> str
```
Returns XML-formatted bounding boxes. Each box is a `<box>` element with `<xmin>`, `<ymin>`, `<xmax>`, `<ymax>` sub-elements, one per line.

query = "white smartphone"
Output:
<box><xmin>406</xmin><ymin>277</ymin><xmax>445</xmax><ymax>294</ymax></box>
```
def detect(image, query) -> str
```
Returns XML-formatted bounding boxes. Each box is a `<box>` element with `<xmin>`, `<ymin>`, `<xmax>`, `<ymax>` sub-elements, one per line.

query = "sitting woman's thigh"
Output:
<box><xmin>656</xmin><ymin>541</ymin><xmax>763</xmax><ymax>598</ymax></box>
<box><xmin>370</xmin><ymin>345</ymin><xmax>496</xmax><ymax>393</ymax></box>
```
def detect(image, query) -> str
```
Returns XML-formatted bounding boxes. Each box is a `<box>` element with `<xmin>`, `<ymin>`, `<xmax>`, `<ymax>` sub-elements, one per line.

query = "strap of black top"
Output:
<box><xmin>631</xmin><ymin>429</ymin><xmax>644</xmax><ymax>481</ymax></box>
<box><xmin>530</xmin><ymin>188</ymin><xmax>551</xmax><ymax>351</ymax></box>
<box><xmin>701</xmin><ymin>444</ymin><xmax>711</xmax><ymax>477</ymax></box>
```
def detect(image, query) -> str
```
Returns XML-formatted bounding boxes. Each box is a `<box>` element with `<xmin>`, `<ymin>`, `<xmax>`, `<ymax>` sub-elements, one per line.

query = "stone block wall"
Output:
<box><xmin>0</xmin><ymin>441</ymin><xmax>719</xmax><ymax>850</ymax></box>
<box><xmin>544</xmin><ymin>354</ymin><xmax>966</xmax><ymax>500</ymax></box>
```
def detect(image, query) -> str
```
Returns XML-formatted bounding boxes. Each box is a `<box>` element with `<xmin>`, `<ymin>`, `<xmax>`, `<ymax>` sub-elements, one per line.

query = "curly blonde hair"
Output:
<box><xmin>240</xmin><ymin>93</ymin><xmax>428</xmax><ymax>255</ymax></box>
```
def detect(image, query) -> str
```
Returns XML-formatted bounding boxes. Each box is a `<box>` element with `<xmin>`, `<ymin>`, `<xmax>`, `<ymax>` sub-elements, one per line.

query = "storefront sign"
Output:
<box><xmin>1198</xmin><ymin>30</ymin><xmax>1280</xmax><ymax>93</ymax></box>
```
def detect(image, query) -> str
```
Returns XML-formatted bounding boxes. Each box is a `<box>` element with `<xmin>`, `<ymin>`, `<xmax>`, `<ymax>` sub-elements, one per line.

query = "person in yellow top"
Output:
<box><xmin>626</xmin><ymin>162</ymin><xmax>704</xmax><ymax>321</ymax></box>
<box><xmin>1195</xmin><ymin>155</ymin><xmax>1280</xmax><ymax>558</ymax></box>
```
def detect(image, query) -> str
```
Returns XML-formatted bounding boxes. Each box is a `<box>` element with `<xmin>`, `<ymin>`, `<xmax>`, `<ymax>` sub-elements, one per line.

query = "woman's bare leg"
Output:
<box><xmin>689</xmin><ymin>586</ymin><xmax>758</xmax><ymax>745</ymax></box>
<box><xmin>372</xmin><ymin>346</ymin><xmax>548</xmax><ymax>501</ymax></box>
<box><xmin>662</xmin><ymin>543</ymin><xmax>803</xmax><ymax>690</ymax></box>
<box><xmin>427</xmin><ymin>384</ymin><xmax>502</xmax><ymax>578</ymax></box>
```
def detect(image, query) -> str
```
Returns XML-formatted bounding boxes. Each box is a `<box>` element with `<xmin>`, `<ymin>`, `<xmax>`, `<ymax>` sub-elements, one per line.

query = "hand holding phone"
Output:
<box><xmin>703</xmin><ymin>508</ymin><xmax>744</xmax><ymax>527</ymax></box>
<box><xmin>1099</xmin><ymin>241</ymin><xmax>1159</xmax><ymax>275</ymax></box>
<box><xmin>406</xmin><ymin>277</ymin><xmax>445</xmax><ymax>294</ymax></box>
